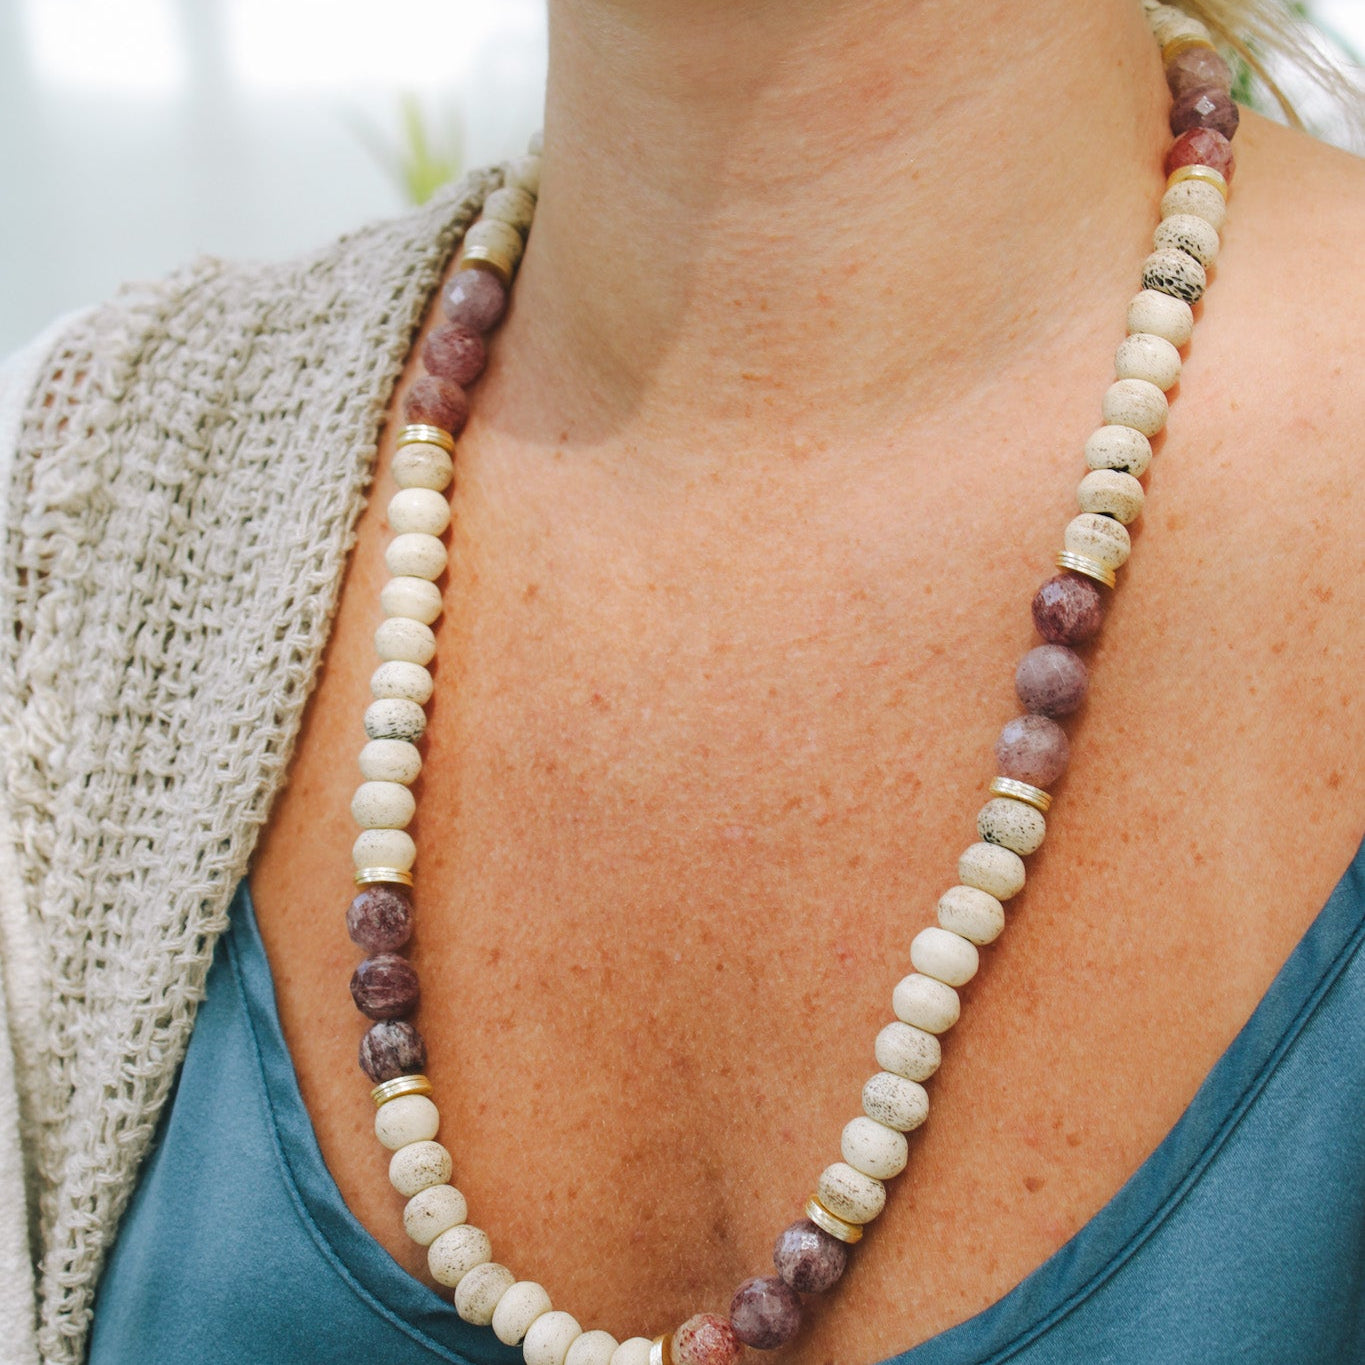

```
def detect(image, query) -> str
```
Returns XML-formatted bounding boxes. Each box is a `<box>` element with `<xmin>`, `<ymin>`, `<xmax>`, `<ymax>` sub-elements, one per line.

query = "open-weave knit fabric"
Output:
<box><xmin>0</xmin><ymin>166</ymin><xmax>500</xmax><ymax>1365</ymax></box>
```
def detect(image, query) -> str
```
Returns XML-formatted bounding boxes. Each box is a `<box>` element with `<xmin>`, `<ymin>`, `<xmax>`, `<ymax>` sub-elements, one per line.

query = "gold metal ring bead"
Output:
<box><xmin>990</xmin><ymin>776</ymin><xmax>1053</xmax><ymax>814</ymax></box>
<box><xmin>396</xmin><ymin>423</ymin><xmax>456</xmax><ymax>454</ymax></box>
<box><xmin>1055</xmin><ymin>550</ymin><xmax>1117</xmax><ymax>590</ymax></box>
<box><xmin>459</xmin><ymin>244</ymin><xmax>514</xmax><ymax>287</ymax></box>
<box><xmin>370</xmin><ymin>1074</ymin><xmax>434</xmax><ymax>1108</ymax></box>
<box><xmin>1160</xmin><ymin>33</ymin><xmax>1217</xmax><ymax>62</ymax></box>
<box><xmin>649</xmin><ymin>1334</ymin><xmax>674</xmax><ymax>1365</ymax></box>
<box><xmin>354</xmin><ymin>867</ymin><xmax>415</xmax><ymax>888</ymax></box>
<box><xmin>804</xmin><ymin>1195</ymin><xmax>864</xmax><ymax>1245</ymax></box>
<box><xmin>1166</xmin><ymin>163</ymin><xmax>1228</xmax><ymax>199</ymax></box>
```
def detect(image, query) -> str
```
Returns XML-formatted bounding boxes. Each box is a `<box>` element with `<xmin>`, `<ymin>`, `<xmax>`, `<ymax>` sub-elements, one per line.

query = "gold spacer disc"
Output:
<box><xmin>1055</xmin><ymin>550</ymin><xmax>1117</xmax><ymax>590</ymax></box>
<box><xmin>1161</xmin><ymin>33</ymin><xmax>1217</xmax><ymax>62</ymax></box>
<box><xmin>649</xmin><ymin>1334</ymin><xmax>674</xmax><ymax>1365</ymax></box>
<box><xmin>1166</xmin><ymin>163</ymin><xmax>1228</xmax><ymax>200</ymax></box>
<box><xmin>459</xmin><ymin>243</ymin><xmax>515</xmax><ymax>287</ymax></box>
<box><xmin>370</xmin><ymin>1074</ymin><xmax>433</xmax><ymax>1108</ymax></box>
<box><xmin>804</xmin><ymin>1195</ymin><xmax>864</xmax><ymax>1244</ymax></box>
<box><xmin>990</xmin><ymin>776</ymin><xmax>1053</xmax><ymax>814</ymax></box>
<box><xmin>353</xmin><ymin>867</ymin><xmax>415</xmax><ymax>888</ymax></box>
<box><xmin>396</xmin><ymin>423</ymin><xmax>455</xmax><ymax>454</ymax></box>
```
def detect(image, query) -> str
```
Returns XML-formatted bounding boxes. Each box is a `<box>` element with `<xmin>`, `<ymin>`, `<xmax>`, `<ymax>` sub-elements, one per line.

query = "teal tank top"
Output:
<box><xmin>89</xmin><ymin>844</ymin><xmax>1365</xmax><ymax>1363</ymax></box>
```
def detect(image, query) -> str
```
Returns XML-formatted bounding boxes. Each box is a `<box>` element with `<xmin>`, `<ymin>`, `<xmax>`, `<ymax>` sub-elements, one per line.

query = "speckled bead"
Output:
<box><xmin>371</xmin><ymin>661</ymin><xmax>434</xmax><ymax>706</ymax></box>
<box><xmin>891</xmin><ymin>973</ymin><xmax>961</xmax><ymax>1034</ymax></box>
<box><xmin>996</xmin><ymin>714</ymin><xmax>1069</xmax><ymax>789</ymax></box>
<box><xmin>673</xmin><ymin>1315</ymin><xmax>743</xmax><ymax>1365</ymax></box>
<box><xmin>359</xmin><ymin>737</ymin><xmax>423</xmax><ymax>785</ymax></box>
<box><xmin>958</xmin><ymin>841</ymin><xmax>1027</xmax><ymax>900</ymax></box>
<box><xmin>392</xmin><ymin>442</ymin><xmax>454</xmax><ymax>492</ymax></box>
<box><xmin>444</xmin><ymin>268</ymin><xmax>508</xmax><ymax>333</ymax></box>
<box><xmin>424</xmin><ymin>323</ymin><xmax>488</xmax><ymax>388</ymax></box>
<box><xmin>874</xmin><ymin>1019</ymin><xmax>941</xmax><ymax>1082</ymax></box>
<box><xmin>1166</xmin><ymin>126</ymin><xmax>1236</xmax><ymax>181</ymax></box>
<box><xmin>1102</xmin><ymin>377</ymin><xmax>1169</xmax><ymax>436</ymax></box>
<box><xmin>403</xmin><ymin>376</ymin><xmax>470</xmax><ymax>436</ymax></box>
<box><xmin>524</xmin><ymin>1311</ymin><xmax>584</xmax><ymax>1365</ymax></box>
<box><xmin>729</xmin><ymin>1277</ymin><xmax>802</xmax><ymax>1350</ymax></box>
<box><xmin>465</xmin><ymin>218</ymin><xmax>525</xmax><ymax>268</ymax></box>
<box><xmin>1065</xmin><ymin>512</ymin><xmax>1132</xmax><ymax>572</ymax></box>
<box><xmin>380</xmin><ymin>575</ymin><xmax>443</xmax><ymax>625</ymax></box>
<box><xmin>1115</xmin><ymin>332</ymin><xmax>1182</xmax><ymax>391</ymax></box>
<box><xmin>483</xmin><ymin>185</ymin><xmax>537</xmax><ymax>235</ymax></box>
<box><xmin>364</xmin><ymin>697</ymin><xmax>428</xmax><ymax>743</ymax></box>
<box><xmin>1085</xmin><ymin>423</ymin><xmax>1154</xmax><ymax>477</ymax></box>
<box><xmin>910</xmin><ymin>925</ymin><xmax>979</xmax><ymax>988</ymax></box>
<box><xmin>937</xmin><ymin>882</ymin><xmax>1006</xmax><ymax>944</ymax></box>
<box><xmin>348</xmin><ymin>884</ymin><xmax>414</xmax><ymax>952</ymax></box>
<box><xmin>1154</xmin><ymin>213</ymin><xmax>1219</xmax><ymax>270</ymax></box>
<box><xmin>386</xmin><ymin>533</ymin><xmax>448</xmax><ymax>581</ymax></box>
<box><xmin>1170</xmin><ymin>86</ymin><xmax>1239</xmax><ymax>140</ymax></box>
<box><xmin>1165</xmin><ymin>42</ymin><xmax>1233</xmax><ymax>100</ymax></box>
<box><xmin>505</xmin><ymin>154</ymin><xmax>542</xmax><ymax>197</ymax></box>
<box><xmin>1127</xmin><ymin>288</ymin><xmax>1194</xmax><ymax>349</ymax></box>
<box><xmin>1032</xmin><ymin>573</ymin><xmax>1106</xmax><ymax>645</ymax></box>
<box><xmin>1142</xmin><ymin>247</ymin><xmax>1207</xmax><ymax>305</ymax></box>
<box><xmin>359</xmin><ymin>1019</ymin><xmax>427</xmax><ymax>1082</ymax></box>
<box><xmin>567</xmin><ymin>1332</ymin><xmax>622</xmax><ymax>1365</ymax></box>
<box><xmin>351</xmin><ymin>779</ymin><xmax>416</xmax><ymax>830</ymax></box>
<box><xmin>353</xmin><ymin>828</ymin><xmax>417</xmax><ymax>873</ymax></box>
<box><xmin>456</xmin><ymin>1262</ymin><xmax>517</xmax><ymax>1326</ymax></box>
<box><xmin>388</xmin><ymin>486</ymin><xmax>451</xmax><ymax>537</ymax></box>
<box><xmin>388</xmin><ymin>1139</ymin><xmax>453</xmax><ymax>1197</ymax></box>
<box><xmin>1147</xmin><ymin>4</ymin><xmax>1211</xmax><ymax>47</ymax></box>
<box><xmin>1160</xmin><ymin>177</ymin><xmax>1227</xmax><ymax>232</ymax></box>
<box><xmin>862</xmin><ymin>1070</ymin><xmax>930</xmax><ymax>1132</ymax></box>
<box><xmin>610</xmin><ymin>1341</ymin><xmax>656</xmax><ymax>1365</ymax></box>
<box><xmin>374</xmin><ymin>1092</ymin><xmax>439</xmax><ymax>1149</ymax></box>
<box><xmin>375</xmin><ymin>616</ymin><xmax>438</xmax><ymax>666</ymax></box>
<box><xmin>773</xmin><ymin>1219</ymin><xmax>849</xmax><ymax>1293</ymax></box>
<box><xmin>403</xmin><ymin>1182</ymin><xmax>468</xmax><ymax>1243</ymax></box>
<box><xmin>817</xmin><ymin>1162</ymin><xmax>886</xmax><ymax>1224</ymax></box>
<box><xmin>352</xmin><ymin>953</ymin><xmax>421</xmax><ymax>1019</ymax></box>
<box><xmin>841</xmin><ymin>1115</ymin><xmax>909</xmax><ymax>1180</ymax></box>
<box><xmin>493</xmin><ymin>1282</ymin><xmax>555</xmax><ymax>1346</ymax></box>
<box><xmin>1078</xmin><ymin>469</ymin><xmax>1145</xmax><ymax>525</ymax></box>
<box><xmin>429</xmin><ymin>1223</ymin><xmax>493</xmax><ymax>1288</ymax></box>
<box><xmin>976</xmin><ymin>799</ymin><xmax>1046</xmax><ymax>857</ymax></box>
<box><xmin>1015</xmin><ymin>643</ymin><xmax>1088</xmax><ymax>717</ymax></box>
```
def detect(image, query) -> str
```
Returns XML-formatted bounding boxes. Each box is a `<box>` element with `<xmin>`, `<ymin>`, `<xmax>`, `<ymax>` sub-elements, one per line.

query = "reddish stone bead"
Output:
<box><xmin>350</xmin><ymin>953</ymin><xmax>420</xmax><ymax>1019</ymax></box>
<box><xmin>772</xmin><ymin>1219</ymin><xmax>848</xmax><ymax>1294</ymax></box>
<box><xmin>358</xmin><ymin>1019</ymin><xmax>427</xmax><ymax>1082</ymax></box>
<box><xmin>443</xmin><ymin>268</ymin><xmax>508</xmax><ymax>333</ymax></box>
<box><xmin>673</xmin><ymin>1314</ymin><xmax>743</xmax><ymax>1365</ymax></box>
<box><xmin>729</xmin><ymin>1277</ymin><xmax>801</xmax><ymax>1350</ymax></box>
<box><xmin>1169</xmin><ymin>87</ymin><xmax>1239</xmax><ymax>140</ymax></box>
<box><xmin>347</xmin><ymin>885</ymin><xmax>413</xmax><ymax>954</ymax></box>
<box><xmin>422</xmin><ymin>323</ymin><xmax>486</xmax><ymax>387</ymax></box>
<box><xmin>996</xmin><ymin>714</ymin><xmax>1070</xmax><ymax>789</ymax></box>
<box><xmin>1015</xmin><ymin>644</ymin><xmax>1088</xmax><ymax>718</ymax></box>
<box><xmin>403</xmin><ymin>375</ymin><xmax>469</xmax><ymax>435</ymax></box>
<box><xmin>1165</xmin><ymin>44</ymin><xmax>1233</xmax><ymax>100</ymax></box>
<box><xmin>1031</xmin><ymin>573</ymin><xmax>1105</xmax><ymax>645</ymax></box>
<box><xmin>1164</xmin><ymin>127</ymin><xmax>1235</xmax><ymax>181</ymax></box>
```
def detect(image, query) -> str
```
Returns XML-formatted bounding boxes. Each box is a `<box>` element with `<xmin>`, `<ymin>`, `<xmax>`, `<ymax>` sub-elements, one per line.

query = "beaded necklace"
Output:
<box><xmin>342</xmin><ymin>6</ymin><xmax>1239</xmax><ymax>1363</ymax></box>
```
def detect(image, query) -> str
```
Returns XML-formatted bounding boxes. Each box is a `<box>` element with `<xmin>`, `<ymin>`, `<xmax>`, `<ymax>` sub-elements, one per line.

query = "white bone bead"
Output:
<box><xmin>483</xmin><ymin>186</ymin><xmax>538</xmax><ymax>235</ymax></box>
<box><xmin>388</xmin><ymin>1139</ymin><xmax>452</xmax><ymax>1196</ymax></box>
<box><xmin>505</xmin><ymin>154</ymin><xmax>542</xmax><ymax>197</ymax></box>
<box><xmin>1154</xmin><ymin>213</ymin><xmax>1219</xmax><ymax>268</ymax></box>
<box><xmin>936</xmin><ymin>884</ymin><xmax>1005</xmax><ymax>945</ymax></box>
<box><xmin>527</xmin><ymin>129</ymin><xmax>543</xmax><ymax>155</ymax></box>
<box><xmin>1102</xmin><ymin>378</ymin><xmax>1168</xmax><ymax>436</ymax></box>
<box><xmin>862</xmin><ymin>1071</ymin><xmax>930</xmax><ymax>1132</ymax></box>
<box><xmin>911</xmin><ymin>926</ymin><xmax>979</xmax><ymax>987</ymax></box>
<box><xmin>465</xmin><ymin>218</ymin><xmax>525</xmax><ymax>267</ymax></box>
<box><xmin>393</xmin><ymin>442</ymin><xmax>454</xmax><ymax>492</ymax></box>
<box><xmin>388</xmin><ymin>486</ymin><xmax>451</xmax><ymax>536</ymax></box>
<box><xmin>351</xmin><ymin>779</ymin><xmax>416</xmax><ymax>830</ymax></box>
<box><xmin>360</xmin><ymin>738</ymin><xmax>422</xmax><ymax>785</ymax></box>
<box><xmin>610</xmin><ymin>1341</ymin><xmax>654</xmax><ymax>1365</ymax></box>
<box><xmin>1142</xmin><ymin>248</ymin><xmax>1206</xmax><ymax>304</ymax></box>
<box><xmin>371</xmin><ymin>661</ymin><xmax>434</xmax><ymax>705</ymax></box>
<box><xmin>1078</xmin><ymin>469</ymin><xmax>1145</xmax><ymax>525</ymax></box>
<box><xmin>1161</xmin><ymin>178</ymin><xmax>1227</xmax><ymax>231</ymax></box>
<box><xmin>364</xmin><ymin>697</ymin><xmax>427</xmax><ymax>744</ymax></box>
<box><xmin>403</xmin><ymin>1183</ymin><xmax>468</xmax><ymax>1244</ymax></box>
<box><xmin>1064</xmin><ymin>512</ymin><xmax>1132</xmax><ymax>572</ymax></box>
<box><xmin>429</xmin><ymin>1223</ymin><xmax>493</xmax><ymax>1287</ymax></box>
<box><xmin>817</xmin><ymin>1162</ymin><xmax>886</xmax><ymax>1224</ymax></box>
<box><xmin>524</xmin><ymin>1311</ymin><xmax>583</xmax><ymax>1365</ymax></box>
<box><xmin>1146</xmin><ymin>5</ymin><xmax>1211</xmax><ymax>45</ymax></box>
<box><xmin>958</xmin><ymin>841</ymin><xmax>1027</xmax><ymax>899</ymax></box>
<box><xmin>375</xmin><ymin>616</ymin><xmax>437</xmax><ymax>666</ymax></box>
<box><xmin>567</xmin><ymin>1332</ymin><xmax>621</xmax><ymax>1365</ymax></box>
<box><xmin>892</xmin><ymin>974</ymin><xmax>960</xmax><ymax>1034</ymax></box>
<box><xmin>1085</xmin><ymin>423</ymin><xmax>1153</xmax><ymax>477</ymax></box>
<box><xmin>1115</xmin><ymin>333</ymin><xmax>1181</xmax><ymax>391</ymax></box>
<box><xmin>977</xmin><ymin>798</ymin><xmax>1046</xmax><ymax>855</ymax></box>
<box><xmin>386</xmin><ymin>533</ymin><xmax>448</xmax><ymax>581</ymax></box>
<box><xmin>493</xmin><ymin>1281</ymin><xmax>555</xmax><ymax>1345</ymax></box>
<box><xmin>874</xmin><ymin>1021</ymin><xmax>941</xmax><ymax>1081</ymax></box>
<box><xmin>375</xmin><ymin>1094</ymin><xmax>439</xmax><ymax>1150</ymax></box>
<box><xmin>1126</xmin><ymin>289</ymin><xmax>1194</xmax><ymax>348</ymax></box>
<box><xmin>841</xmin><ymin>1116</ymin><xmax>908</xmax><ymax>1180</ymax></box>
<box><xmin>456</xmin><ymin>1262</ymin><xmax>516</xmax><ymax>1326</ymax></box>
<box><xmin>353</xmin><ymin>828</ymin><xmax>416</xmax><ymax>872</ymax></box>
<box><xmin>381</xmin><ymin>575</ymin><xmax>443</xmax><ymax>625</ymax></box>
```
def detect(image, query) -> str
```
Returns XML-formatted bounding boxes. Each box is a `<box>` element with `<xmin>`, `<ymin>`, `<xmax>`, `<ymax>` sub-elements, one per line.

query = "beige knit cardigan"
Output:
<box><xmin>0</xmin><ymin>167</ymin><xmax>502</xmax><ymax>1365</ymax></box>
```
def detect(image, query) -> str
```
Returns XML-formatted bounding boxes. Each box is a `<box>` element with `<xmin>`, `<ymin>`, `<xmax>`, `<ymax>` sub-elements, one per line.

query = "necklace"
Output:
<box><xmin>343</xmin><ymin>6</ymin><xmax>1238</xmax><ymax>1362</ymax></box>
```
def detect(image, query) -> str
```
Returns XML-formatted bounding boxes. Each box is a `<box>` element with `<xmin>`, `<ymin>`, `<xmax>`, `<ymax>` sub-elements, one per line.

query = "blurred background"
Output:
<box><xmin>1</xmin><ymin>0</ymin><xmax>1361</xmax><ymax>355</ymax></box>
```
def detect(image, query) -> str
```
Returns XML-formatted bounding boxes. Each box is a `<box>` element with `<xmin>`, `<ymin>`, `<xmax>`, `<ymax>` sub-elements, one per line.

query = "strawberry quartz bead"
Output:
<box><xmin>443</xmin><ymin>268</ymin><xmax>508</xmax><ymax>333</ymax></box>
<box><xmin>1170</xmin><ymin>87</ymin><xmax>1239</xmax><ymax>140</ymax></box>
<box><xmin>772</xmin><ymin>1219</ymin><xmax>848</xmax><ymax>1293</ymax></box>
<box><xmin>359</xmin><ymin>1019</ymin><xmax>427</xmax><ymax>1082</ymax></box>
<box><xmin>1165</xmin><ymin>128</ymin><xmax>1235</xmax><ymax>182</ymax></box>
<box><xmin>729</xmin><ymin>1277</ymin><xmax>802</xmax><ymax>1350</ymax></box>
<box><xmin>347</xmin><ymin>884</ymin><xmax>414</xmax><ymax>953</ymax></box>
<box><xmin>673</xmin><ymin>1314</ymin><xmax>743</xmax><ymax>1365</ymax></box>
<box><xmin>351</xmin><ymin>954</ymin><xmax>421</xmax><ymax>1019</ymax></box>
<box><xmin>404</xmin><ymin>375</ymin><xmax>470</xmax><ymax>435</ymax></box>
<box><xmin>1031</xmin><ymin>573</ymin><xmax>1105</xmax><ymax>645</ymax></box>
<box><xmin>996</xmin><ymin>714</ymin><xmax>1070</xmax><ymax>789</ymax></box>
<box><xmin>1165</xmin><ymin>44</ymin><xmax>1233</xmax><ymax>100</ymax></box>
<box><xmin>1015</xmin><ymin>644</ymin><xmax>1088</xmax><ymax>718</ymax></box>
<box><xmin>422</xmin><ymin>323</ymin><xmax>487</xmax><ymax>387</ymax></box>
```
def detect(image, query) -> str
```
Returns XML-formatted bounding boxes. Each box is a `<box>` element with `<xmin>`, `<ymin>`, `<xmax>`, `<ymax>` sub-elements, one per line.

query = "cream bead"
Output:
<box><xmin>493</xmin><ymin>1281</ymin><xmax>555</xmax><ymax>1346</ymax></box>
<box><xmin>610</xmin><ymin>1341</ymin><xmax>655</xmax><ymax>1365</ymax></box>
<box><xmin>1142</xmin><ymin>247</ymin><xmax>1206</xmax><ymax>304</ymax></box>
<box><xmin>359</xmin><ymin>738</ymin><xmax>422</xmax><ymax>785</ymax></box>
<box><xmin>1084</xmin><ymin>423</ymin><xmax>1153</xmax><ymax>477</ymax></box>
<box><xmin>910</xmin><ymin>926</ymin><xmax>979</xmax><ymax>988</ymax></box>
<box><xmin>936</xmin><ymin>884</ymin><xmax>1005</xmax><ymax>945</ymax></box>
<box><xmin>505</xmin><ymin>154</ymin><xmax>542</xmax><ymax>197</ymax></box>
<box><xmin>1102</xmin><ymin>378</ymin><xmax>1168</xmax><ymax>436</ymax></box>
<box><xmin>817</xmin><ymin>1161</ymin><xmax>886</xmax><ymax>1224</ymax></box>
<box><xmin>1154</xmin><ymin>213</ymin><xmax>1219</xmax><ymax>268</ymax></box>
<box><xmin>567</xmin><ymin>1332</ymin><xmax>621</xmax><ymax>1365</ymax></box>
<box><xmin>1078</xmin><ymin>469</ymin><xmax>1145</xmax><ymax>525</ymax></box>
<box><xmin>381</xmin><ymin>575</ymin><xmax>443</xmax><ymax>625</ymax></box>
<box><xmin>524</xmin><ymin>1311</ymin><xmax>584</xmax><ymax>1365</ymax></box>
<box><xmin>393</xmin><ymin>442</ymin><xmax>454</xmax><ymax>492</ymax></box>
<box><xmin>958</xmin><ymin>841</ymin><xmax>1027</xmax><ymax>900</ymax></box>
<box><xmin>375</xmin><ymin>1093</ymin><xmax>440</xmax><ymax>1149</ymax></box>
<box><xmin>874</xmin><ymin>1020</ymin><xmax>942</xmax><ymax>1082</ymax></box>
<box><xmin>1064</xmin><ymin>512</ymin><xmax>1132</xmax><ymax>573</ymax></box>
<box><xmin>465</xmin><ymin>218</ymin><xmax>525</xmax><ymax>267</ymax></box>
<box><xmin>862</xmin><ymin>1071</ymin><xmax>929</xmax><ymax>1132</ymax></box>
<box><xmin>386</xmin><ymin>532</ymin><xmax>448</xmax><ymax>581</ymax></box>
<box><xmin>1146</xmin><ymin>4</ymin><xmax>1211</xmax><ymax>45</ymax></box>
<box><xmin>371</xmin><ymin>660</ymin><xmax>434</xmax><ymax>705</ymax></box>
<box><xmin>429</xmin><ymin>1223</ymin><xmax>493</xmax><ymax>1288</ymax></box>
<box><xmin>1115</xmin><ymin>333</ymin><xmax>1181</xmax><ymax>392</ymax></box>
<box><xmin>375</xmin><ymin>616</ymin><xmax>436</xmax><ymax>666</ymax></box>
<box><xmin>891</xmin><ymin>973</ymin><xmax>960</xmax><ymax>1034</ymax></box>
<box><xmin>353</xmin><ymin>827</ymin><xmax>416</xmax><ymax>872</ymax></box>
<box><xmin>403</xmin><ymin>1183</ymin><xmax>468</xmax><ymax>1245</ymax></box>
<box><xmin>483</xmin><ymin>186</ymin><xmax>538</xmax><ymax>235</ymax></box>
<box><xmin>455</xmin><ymin>1261</ymin><xmax>517</xmax><ymax>1326</ymax></box>
<box><xmin>388</xmin><ymin>486</ymin><xmax>452</xmax><ymax>536</ymax></box>
<box><xmin>976</xmin><ymin>797</ymin><xmax>1046</xmax><ymax>855</ymax></box>
<box><xmin>1160</xmin><ymin>177</ymin><xmax>1227</xmax><ymax>232</ymax></box>
<box><xmin>351</xmin><ymin>779</ymin><xmax>416</xmax><ymax>830</ymax></box>
<box><xmin>841</xmin><ymin>1115</ymin><xmax>909</xmax><ymax>1180</ymax></box>
<box><xmin>1126</xmin><ymin>289</ymin><xmax>1194</xmax><ymax>349</ymax></box>
<box><xmin>388</xmin><ymin>1138</ymin><xmax>452</xmax><ymax>1196</ymax></box>
<box><xmin>364</xmin><ymin>697</ymin><xmax>427</xmax><ymax>743</ymax></box>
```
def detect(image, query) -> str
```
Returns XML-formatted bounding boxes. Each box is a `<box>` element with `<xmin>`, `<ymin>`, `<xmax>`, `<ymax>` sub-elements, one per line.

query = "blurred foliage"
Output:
<box><xmin>354</xmin><ymin>95</ymin><xmax>463</xmax><ymax>206</ymax></box>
